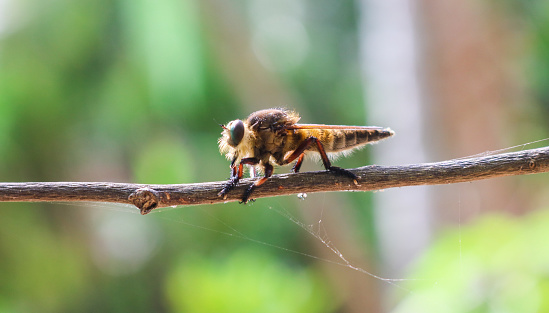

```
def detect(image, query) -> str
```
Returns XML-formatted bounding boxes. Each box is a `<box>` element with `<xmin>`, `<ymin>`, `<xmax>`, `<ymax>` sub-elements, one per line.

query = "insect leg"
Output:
<box><xmin>218</xmin><ymin>163</ymin><xmax>242</xmax><ymax>199</ymax></box>
<box><xmin>311</xmin><ymin>138</ymin><xmax>359</xmax><ymax>185</ymax></box>
<box><xmin>291</xmin><ymin>153</ymin><xmax>305</xmax><ymax>173</ymax></box>
<box><xmin>284</xmin><ymin>137</ymin><xmax>358</xmax><ymax>185</ymax></box>
<box><xmin>241</xmin><ymin>158</ymin><xmax>260</xmax><ymax>166</ymax></box>
<box><xmin>282</xmin><ymin>137</ymin><xmax>314</xmax><ymax>165</ymax></box>
<box><xmin>218</xmin><ymin>157</ymin><xmax>259</xmax><ymax>199</ymax></box>
<box><xmin>241</xmin><ymin>163</ymin><xmax>273</xmax><ymax>204</ymax></box>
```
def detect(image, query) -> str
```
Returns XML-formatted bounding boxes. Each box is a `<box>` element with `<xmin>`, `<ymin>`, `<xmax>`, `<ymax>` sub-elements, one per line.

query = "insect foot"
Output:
<box><xmin>240</xmin><ymin>184</ymin><xmax>257</xmax><ymax>204</ymax></box>
<box><xmin>218</xmin><ymin>177</ymin><xmax>239</xmax><ymax>199</ymax></box>
<box><xmin>328</xmin><ymin>166</ymin><xmax>359</xmax><ymax>185</ymax></box>
<box><xmin>239</xmin><ymin>198</ymin><xmax>255</xmax><ymax>205</ymax></box>
<box><xmin>218</xmin><ymin>190</ymin><xmax>228</xmax><ymax>200</ymax></box>
<box><xmin>217</xmin><ymin>187</ymin><xmax>230</xmax><ymax>199</ymax></box>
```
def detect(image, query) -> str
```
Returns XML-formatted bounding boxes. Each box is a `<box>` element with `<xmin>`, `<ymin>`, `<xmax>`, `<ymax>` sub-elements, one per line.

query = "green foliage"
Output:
<box><xmin>500</xmin><ymin>0</ymin><xmax>549</xmax><ymax>115</ymax></box>
<box><xmin>0</xmin><ymin>0</ymin><xmax>369</xmax><ymax>310</ymax></box>
<box><xmin>132</xmin><ymin>134</ymin><xmax>195</xmax><ymax>184</ymax></box>
<box><xmin>2</xmin><ymin>0</ymin><xmax>549</xmax><ymax>311</ymax></box>
<box><xmin>166</xmin><ymin>248</ymin><xmax>337</xmax><ymax>313</ymax></box>
<box><xmin>0</xmin><ymin>205</ymin><xmax>89</xmax><ymax>313</ymax></box>
<box><xmin>395</xmin><ymin>209</ymin><xmax>549</xmax><ymax>313</ymax></box>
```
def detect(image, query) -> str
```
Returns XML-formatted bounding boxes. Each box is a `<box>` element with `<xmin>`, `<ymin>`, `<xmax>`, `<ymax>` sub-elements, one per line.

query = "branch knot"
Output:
<box><xmin>129</xmin><ymin>187</ymin><xmax>160</xmax><ymax>215</ymax></box>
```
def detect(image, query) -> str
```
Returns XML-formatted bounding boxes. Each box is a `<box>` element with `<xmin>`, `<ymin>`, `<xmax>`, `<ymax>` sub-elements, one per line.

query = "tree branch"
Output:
<box><xmin>1</xmin><ymin>146</ymin><xmax>548</xmax><ymax>215</ymax></box>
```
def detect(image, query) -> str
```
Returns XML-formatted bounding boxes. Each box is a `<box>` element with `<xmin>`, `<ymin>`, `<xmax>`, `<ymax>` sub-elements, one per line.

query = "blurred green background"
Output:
<box><xmin>1</xmin><ymin>0</ymin><xmax>549</xmax><ymax>312</ymax></box>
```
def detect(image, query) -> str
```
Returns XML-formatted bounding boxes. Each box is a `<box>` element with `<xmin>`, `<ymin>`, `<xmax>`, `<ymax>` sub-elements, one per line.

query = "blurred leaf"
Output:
<box><xmin>166</xmin><ymin>247</ymin><xmax>337</xmax><ymax>313</ymax></box>
<box><xmin>120</xmin><ymin>0</ymin><xmax>206</xmax><ymax>119</ymax></box>
<box><xmin>394</xmin><ymin>209</ymin><xmax>549</xmax><ymax>313</ymax></box>
<box><xmin>0</xmin><ymin>205</ymin><xmax>88</xmax><ymax>313</ymax></box>
<box><xmin>133</xmin><ymin>134</ymin><xmax>195</xmax><ymax>184</ymax></box>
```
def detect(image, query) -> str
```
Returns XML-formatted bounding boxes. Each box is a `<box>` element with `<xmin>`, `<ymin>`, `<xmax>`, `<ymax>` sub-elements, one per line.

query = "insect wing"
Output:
<box><xmin>285</xmin><ymin>123</ymin><xmax>386</xmax><ymax>130</ymax></box>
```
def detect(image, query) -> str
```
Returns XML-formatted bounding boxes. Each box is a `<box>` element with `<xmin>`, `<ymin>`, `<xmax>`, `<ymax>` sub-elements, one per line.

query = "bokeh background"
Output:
<box><xmin>1</xmin><ymin>0</ymin><xmax>549</xmax><ymax>312</ymax></box>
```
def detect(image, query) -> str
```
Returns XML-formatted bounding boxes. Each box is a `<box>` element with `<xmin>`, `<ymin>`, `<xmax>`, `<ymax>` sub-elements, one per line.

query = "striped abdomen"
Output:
<box><xmin>298</xmin><ymin>127</ymin><xmax>394</xmax><ymax>152</ymax></box>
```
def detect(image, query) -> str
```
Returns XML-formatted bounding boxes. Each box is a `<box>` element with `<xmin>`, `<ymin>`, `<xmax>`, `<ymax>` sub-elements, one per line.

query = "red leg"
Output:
<box><xmin>284</xmin><ymin>137</ymin><xmax>358</xmax><ymax>184</ymax></box>
<box><xmin>283</xmin><ymin>137</ymin><xmax>315</xmax><ymax>165</ymax></box>
<box><xmin>241</xmin><ymin>163</ymin><xmax>273</xmax><ymax>203</ymax></box>
<box><xmin>292</xmin><ymin>153</ymin><xmax>305</xmax><ymax>173</ymax></box>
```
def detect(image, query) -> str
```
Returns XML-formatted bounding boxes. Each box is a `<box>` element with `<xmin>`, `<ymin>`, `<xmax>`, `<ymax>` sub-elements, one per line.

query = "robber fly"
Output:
<box><xmin>218</xmin><ymin>108</ymin><xmax>394</xmax><ymax>203</ymax></box>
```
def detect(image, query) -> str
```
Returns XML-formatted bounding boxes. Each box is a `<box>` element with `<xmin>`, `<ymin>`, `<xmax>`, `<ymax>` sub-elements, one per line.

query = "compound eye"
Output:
<box><xmin>229</xmin><ymin>119</ymin><xmax>245</xmax><ymax>146</ymax></box>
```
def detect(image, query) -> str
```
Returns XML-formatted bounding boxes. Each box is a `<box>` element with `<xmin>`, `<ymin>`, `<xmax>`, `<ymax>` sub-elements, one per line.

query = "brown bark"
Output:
<box><xmin>0</xmin><ymin>145</ymin><xmax>547</xmax><ymax>215</ymax></box>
